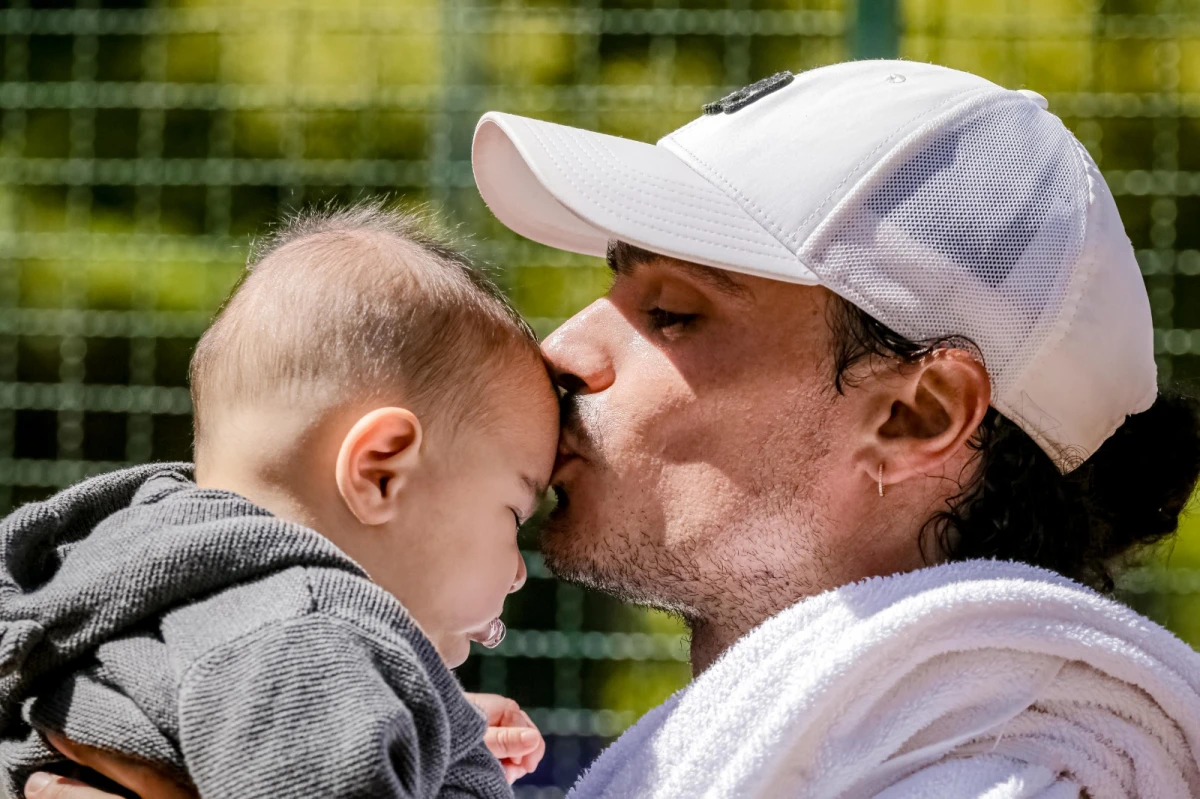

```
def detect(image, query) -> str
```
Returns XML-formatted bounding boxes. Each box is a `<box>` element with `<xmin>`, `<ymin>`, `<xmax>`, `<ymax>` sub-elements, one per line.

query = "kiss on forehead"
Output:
<box><xmin>9</xmin><ymin>59</ymin><xmax>1200</xmax><ymax>799</ymax></box>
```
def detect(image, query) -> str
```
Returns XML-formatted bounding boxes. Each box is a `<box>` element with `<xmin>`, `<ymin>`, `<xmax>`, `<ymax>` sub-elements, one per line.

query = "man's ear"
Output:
<box><xmin>860</xmin><ymin>349</ymin><xmax>991</xmax><ymax>490</ymax></box>
<box><xmin>335</xmin><ymin>407</ymin><xmax>423</xmax><ymax>526</ymax></box>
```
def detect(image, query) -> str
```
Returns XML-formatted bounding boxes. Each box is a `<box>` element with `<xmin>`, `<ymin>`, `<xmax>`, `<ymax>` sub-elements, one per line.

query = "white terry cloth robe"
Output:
<box><xmin>567</xmin><ymin>560</ymin><xmax>1200</xmax><ymax>799</ymax></box>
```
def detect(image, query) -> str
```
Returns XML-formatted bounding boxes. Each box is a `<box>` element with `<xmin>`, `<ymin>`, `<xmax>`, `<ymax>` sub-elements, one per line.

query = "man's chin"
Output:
<box><xmin>537</xmin><ymin>508</ymin><xmax>597</xmax><ymax>585</ymax></box>
<box><xmin>538</xmin><ymin>511</ymin><xmax>676</xmax><ymax>610</ymax></box>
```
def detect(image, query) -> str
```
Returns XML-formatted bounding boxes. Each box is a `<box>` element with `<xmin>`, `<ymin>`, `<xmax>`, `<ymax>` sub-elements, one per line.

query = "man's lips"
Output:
<box><xmin>553</xmin><ymin>449</ymin><xmax>579</xmax><ymax>476</ymax></box>
<box><xmin>553</xmin><ymin>432</ymin><xmax>585</xmax><ymax>478</ymax></box>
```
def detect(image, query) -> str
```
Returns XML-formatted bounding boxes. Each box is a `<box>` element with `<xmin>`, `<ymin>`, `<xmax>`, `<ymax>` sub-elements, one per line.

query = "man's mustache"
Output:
<box><xmin>559</xmin><ymin>390</ymin><xmax>602</xmax><ymax>461</ymax></box>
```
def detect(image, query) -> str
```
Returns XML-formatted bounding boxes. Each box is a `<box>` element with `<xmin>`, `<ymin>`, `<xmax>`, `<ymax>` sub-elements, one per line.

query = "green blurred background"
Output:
<box><xmin>4</xmin><ymin>0</ymin><xmax>1200</xmax><ymax>793</ymax></box>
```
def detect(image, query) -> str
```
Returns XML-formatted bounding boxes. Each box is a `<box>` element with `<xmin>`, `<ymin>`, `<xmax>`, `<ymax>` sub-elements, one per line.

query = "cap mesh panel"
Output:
<box><xmin>798</xmin><ymin>94</ymin><xmax>1089</xmax><ymax>402</ymax></box>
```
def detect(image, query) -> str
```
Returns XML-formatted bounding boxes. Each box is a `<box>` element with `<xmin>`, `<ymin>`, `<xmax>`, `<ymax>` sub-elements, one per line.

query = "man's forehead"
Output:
<box><xmin>606</xmin><ymin>240</ymin><xmax>749</xmax><ymax>298</ymax></box>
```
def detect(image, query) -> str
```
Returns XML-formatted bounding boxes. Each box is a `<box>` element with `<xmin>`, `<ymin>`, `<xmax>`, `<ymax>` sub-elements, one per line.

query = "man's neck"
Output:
<box><xmin>688</xmin><ymin>616</ymin><xmax>755</xmax><ymax>675</ymax></box>
<box><xmin>685</xmin><ymin>552</ymin><xmax>933</xmax><ymax>675</ymax></box>
<box><xmin>683</xmin><ymin>584</ymin><xmax>808</xmax><ymax>676</ymax></box>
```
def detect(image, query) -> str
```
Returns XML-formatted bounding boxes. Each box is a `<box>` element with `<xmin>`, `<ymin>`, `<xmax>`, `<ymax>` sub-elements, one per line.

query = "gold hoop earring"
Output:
<box><xmin>878</xmin><ymin>463</ymin><xmax>885</xmax><ymax>498</ymax></box>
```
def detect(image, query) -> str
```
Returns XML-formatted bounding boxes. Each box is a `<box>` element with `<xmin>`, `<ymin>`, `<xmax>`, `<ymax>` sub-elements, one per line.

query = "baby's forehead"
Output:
<box><xmin>484</xmin><ymin>357</ymin><xmax>560</xmax><ymax>429</ymax></box>
<box><xmin>463</xmin><ymin>360</ymin><xmax>559</xmax><ymax>457</ymax></box>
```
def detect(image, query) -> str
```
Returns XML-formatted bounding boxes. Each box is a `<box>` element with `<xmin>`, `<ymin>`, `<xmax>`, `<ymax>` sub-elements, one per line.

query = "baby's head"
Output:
<box><xmin>189</xmin><ymin>202</ymin><xmax>559</xmax><ymax>666</ymax></box>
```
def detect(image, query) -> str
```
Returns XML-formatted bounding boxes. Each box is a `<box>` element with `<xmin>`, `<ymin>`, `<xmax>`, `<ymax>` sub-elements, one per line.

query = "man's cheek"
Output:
<box><xmin>644</xmin><ymin>392</ymin><xmax>753</xmax><ymax>466</ymax></box>
<box><xmin>659</xmin><ymin>465</ymin><xmax>744</xmax><ymax>531</ymax></box>
<box><xmin>624</xmin><ymin>376</ymin><xmax>700</xmax><ymax>431</ymax></box>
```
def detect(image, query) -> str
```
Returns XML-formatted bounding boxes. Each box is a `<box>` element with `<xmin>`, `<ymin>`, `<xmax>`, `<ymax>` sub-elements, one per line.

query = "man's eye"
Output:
<box><xmin>647</xmin><ymin>308</ymin><xmax>698</xmax><ymax>331</ymax></box>
<box><xmin>511</xmin><ymin>509</ymin><xmax>523</xmax><ymax>531</ymax></box>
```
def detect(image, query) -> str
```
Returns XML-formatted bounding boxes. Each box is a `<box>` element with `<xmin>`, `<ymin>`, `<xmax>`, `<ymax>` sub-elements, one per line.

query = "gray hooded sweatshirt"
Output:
<box><xmin>0</xmin><ymin>464</ymin><xmax>510</xmax><ymax>799</ymax></box>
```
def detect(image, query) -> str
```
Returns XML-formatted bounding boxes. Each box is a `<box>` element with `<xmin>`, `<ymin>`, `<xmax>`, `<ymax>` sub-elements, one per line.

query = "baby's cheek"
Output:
<box><xmin>459</xmin><ymin>533</ymin><xmax>516</xmax><ymax>608</ymax></box>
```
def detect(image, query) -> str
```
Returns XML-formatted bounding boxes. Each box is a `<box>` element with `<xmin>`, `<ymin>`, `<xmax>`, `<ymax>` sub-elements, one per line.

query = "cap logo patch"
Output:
<box><xmin>703</xmin><ymin>71</ymin><xmax>794</xmax><ymax>115</ymax></box>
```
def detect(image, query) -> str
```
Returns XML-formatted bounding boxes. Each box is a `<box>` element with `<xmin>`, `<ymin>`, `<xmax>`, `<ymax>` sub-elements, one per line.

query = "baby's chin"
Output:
<box><xmin>433</xmin><ymin>617</ymin><xmax>506</xmax><ymax>667</ymax></box>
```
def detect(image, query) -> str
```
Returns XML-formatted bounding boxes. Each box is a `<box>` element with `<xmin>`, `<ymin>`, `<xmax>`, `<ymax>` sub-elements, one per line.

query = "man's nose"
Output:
<box><xmin>541</xmin><ymin>299</ymin><xmax>617</xmax><ymax>395</ymax></box>
<box><xmin>510</xmin><ymin>552</ymin><xmax>528</xmax><ymax>593</ymax></box>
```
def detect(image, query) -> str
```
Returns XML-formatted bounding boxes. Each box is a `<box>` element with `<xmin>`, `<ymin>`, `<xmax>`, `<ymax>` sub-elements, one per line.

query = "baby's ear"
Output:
<box><xmin>335</xmin><ymin>407</ymin><xmax>423</xmax><ymax>525</ymax></box>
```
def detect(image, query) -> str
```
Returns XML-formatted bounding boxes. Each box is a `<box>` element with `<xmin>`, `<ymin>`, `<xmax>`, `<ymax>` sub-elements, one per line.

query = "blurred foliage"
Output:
<box><xmin>4</xmin><ymin>0</ymin><xmax>1200</xmax><ymax>791</ymax></box>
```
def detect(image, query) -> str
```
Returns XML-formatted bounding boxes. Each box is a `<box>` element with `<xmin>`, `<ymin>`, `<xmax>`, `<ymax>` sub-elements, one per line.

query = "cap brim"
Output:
<box><xmin>472</xmin><ymin>112</ymin><xmax>818</xmax><ymax>285</ymax></box>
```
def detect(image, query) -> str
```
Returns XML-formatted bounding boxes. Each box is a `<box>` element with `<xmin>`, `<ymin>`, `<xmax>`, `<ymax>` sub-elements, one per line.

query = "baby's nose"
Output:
<box><xmin>510</xmin><ymin>553</ymin><xmax>528</xmax><ymax>593</ymax></box>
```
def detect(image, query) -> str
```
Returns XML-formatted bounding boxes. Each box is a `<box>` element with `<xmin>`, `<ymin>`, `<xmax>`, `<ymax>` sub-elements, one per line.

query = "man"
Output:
<box><xmin>26</xmin><ymin>60</ymin><xmax>1200</xmax><ymax>798</ymax></box>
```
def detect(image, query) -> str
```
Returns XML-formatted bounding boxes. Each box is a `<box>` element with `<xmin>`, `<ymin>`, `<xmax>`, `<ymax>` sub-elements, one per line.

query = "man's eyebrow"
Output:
<box><xmin>606</xmin><ymin>240</ymin><xmax>748</xmax><ymax>298</ymax></box>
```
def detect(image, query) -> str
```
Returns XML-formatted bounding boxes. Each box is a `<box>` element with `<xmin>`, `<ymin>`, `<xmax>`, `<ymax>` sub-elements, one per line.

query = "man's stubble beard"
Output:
<box><xmin>541</xmin><ymin>391</ymin><xmax>838</xmax><ymax>626</ymax></box>
<box><xmin>540</xmin><ymin>497</ymin><xmax>706</xmax><ymax>617</ymax></box>
<box><xmin>542</xmin><ymin>391</ymin><xmax>712</xmax><ymax>616</ymax></box>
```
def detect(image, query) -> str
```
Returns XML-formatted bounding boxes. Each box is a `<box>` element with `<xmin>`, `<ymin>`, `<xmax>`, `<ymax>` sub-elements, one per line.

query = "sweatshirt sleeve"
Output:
<box><xmin>176</xmin><ymin>613</ymin><xmax>459</xmax><ymax>799</ymax></box>
<box><xmin>440</xmin><ymin>740</ymin><xmax>511</xmax><ymax>799</ymax></box>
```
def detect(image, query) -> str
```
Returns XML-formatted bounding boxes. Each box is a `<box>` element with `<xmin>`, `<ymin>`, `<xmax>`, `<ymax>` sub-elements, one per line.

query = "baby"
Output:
<box><xmin>0</xmin><ymin>203</ymin><xmax>559</xmax><ymax>798</ymax></box>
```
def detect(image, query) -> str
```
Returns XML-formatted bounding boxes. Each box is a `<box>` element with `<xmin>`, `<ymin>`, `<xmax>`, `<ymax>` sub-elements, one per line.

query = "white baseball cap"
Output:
<box><xmin>472</xmin><ymin>59</ymin><xmax>1156</xmax><ymax>472</ymax></box>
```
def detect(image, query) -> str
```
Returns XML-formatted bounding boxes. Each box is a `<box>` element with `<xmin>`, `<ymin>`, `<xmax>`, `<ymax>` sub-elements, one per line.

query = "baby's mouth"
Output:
<box><xmin>471</xmin><ymin>618</ymin><xmax>506</xmax><ymax>649</ymax></box>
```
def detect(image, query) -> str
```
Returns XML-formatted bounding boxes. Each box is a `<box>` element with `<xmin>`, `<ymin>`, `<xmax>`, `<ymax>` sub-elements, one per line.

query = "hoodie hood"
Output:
<box><xmin>0</xmin><ymin>464</ymin><xmax>363</xmax><ymax>730</ymax></box>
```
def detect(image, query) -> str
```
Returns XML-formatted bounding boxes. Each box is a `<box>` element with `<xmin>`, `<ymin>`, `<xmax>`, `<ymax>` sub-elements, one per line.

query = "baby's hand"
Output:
<box><xmin>466</xmin><ymin>693</ymin><xmax>546</xmax><ymax>784</ymax></box>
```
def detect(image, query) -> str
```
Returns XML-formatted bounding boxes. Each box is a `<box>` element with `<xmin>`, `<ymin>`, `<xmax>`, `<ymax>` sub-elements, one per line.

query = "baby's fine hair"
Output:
<box><xmin>188</xmin><ymin>200</ymin><xmax>541</xmax><ymax>458</ymax></box>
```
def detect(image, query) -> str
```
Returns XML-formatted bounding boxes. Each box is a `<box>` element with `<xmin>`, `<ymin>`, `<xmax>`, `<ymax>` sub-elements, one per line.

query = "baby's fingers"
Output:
<box><xmin>45</xmin><ymin>733</ymin><xmax>196</xmax><ymax>799</ymax></box>
<box><xmin>484</xmin><ymin>725</ymin><xmax>541</xmax><ymax>760</ymax></box>
<box><xmin>513</xmin><ymin>714</ymin><xmax>546</xmax><ymax>773</ymax></box>
<box><xmin>502</xmin><ymin>763</ymin><xmax>529</xmax><ymax>784</ymax></box>
<box><xmin>25</xmin><ymin>773</ymin><xmax>121</xmax><ymax>799</ymax></box>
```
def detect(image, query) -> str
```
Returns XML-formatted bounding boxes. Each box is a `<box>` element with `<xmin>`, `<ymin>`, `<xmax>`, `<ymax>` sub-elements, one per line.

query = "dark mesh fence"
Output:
<box><xmin>2</xmin><ymin>0</ymin><xmax>1198</xmax><ymax>791</ymax></box>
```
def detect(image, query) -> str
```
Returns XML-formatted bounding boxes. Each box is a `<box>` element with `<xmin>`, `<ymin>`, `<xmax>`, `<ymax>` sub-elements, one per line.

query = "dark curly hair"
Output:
<box><xmin>827</xmin><ymin>296</ymin><xmax>1200</xmax><ymax>592</ymax></box>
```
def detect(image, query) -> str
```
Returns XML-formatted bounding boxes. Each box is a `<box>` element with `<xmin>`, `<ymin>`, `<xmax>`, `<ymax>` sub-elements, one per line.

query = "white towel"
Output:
<box><xmin>568</xmin><ymin>560</ymin><xmax>1200</xmax><ymax>798</ymax></box>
